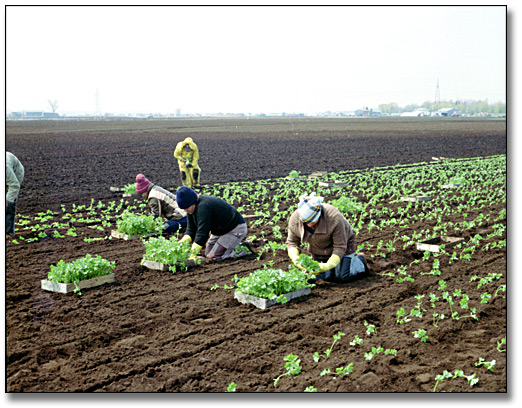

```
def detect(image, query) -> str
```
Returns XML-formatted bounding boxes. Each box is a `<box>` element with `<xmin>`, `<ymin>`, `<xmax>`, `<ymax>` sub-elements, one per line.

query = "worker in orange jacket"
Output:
<box><xmin>174</xmin><ymin>137</ymin><xmax>200</xmax><ymax>188</ymax></box>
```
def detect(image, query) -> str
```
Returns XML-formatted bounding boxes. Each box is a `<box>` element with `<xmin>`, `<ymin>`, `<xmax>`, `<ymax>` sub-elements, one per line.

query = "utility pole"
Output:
<box><xmin>95</xmin><ymin>89</ymin><xmax>102</xmax><ymax>117</ymax></box>
<box><xmin>434</xmin><ymin>79</ymin><xmax>440</xmax><ymax>104</ymax></box>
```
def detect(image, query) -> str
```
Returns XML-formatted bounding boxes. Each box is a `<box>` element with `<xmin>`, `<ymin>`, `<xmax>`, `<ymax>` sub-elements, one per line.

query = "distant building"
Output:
<box><xmin>400</xmin><ymin>111</ymin><xmax>424</xmax><ymax>117</ymax></box>
<box><xmin>9</xmin><ymin>111</ymin><xmax>59</xmax><ymax>118</ymax></box>
<box><xmin>438</xmin><ymin>108</ymin><xmax>459</xmax><ymax>117</ymax></box>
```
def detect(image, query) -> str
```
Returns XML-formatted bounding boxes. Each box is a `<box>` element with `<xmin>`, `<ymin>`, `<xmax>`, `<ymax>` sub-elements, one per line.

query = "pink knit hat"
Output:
<box><xmin>135</xmin><ymin>174</ymin><xmax>151</xmax><ymax>194</ymax></box>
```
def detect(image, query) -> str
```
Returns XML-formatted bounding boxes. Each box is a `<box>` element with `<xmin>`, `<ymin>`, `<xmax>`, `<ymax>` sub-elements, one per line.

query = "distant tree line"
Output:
<box><xmin>378</xmin><ymin>100</ymin><xmax>506</xmax><ymax>116</ymax></box>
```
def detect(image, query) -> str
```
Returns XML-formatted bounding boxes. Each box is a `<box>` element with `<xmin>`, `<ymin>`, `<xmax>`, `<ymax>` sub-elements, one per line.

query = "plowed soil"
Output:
<box><xmin>5</xmin><ymin>117</ymin><xmax>507</xmax><ymax>392</ymax></box>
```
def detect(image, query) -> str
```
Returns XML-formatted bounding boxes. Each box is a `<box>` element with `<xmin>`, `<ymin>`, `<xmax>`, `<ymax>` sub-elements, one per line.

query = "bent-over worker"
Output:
<box><xmin>286</xmin><ymin>192</ymin><xmax>369</xmax><ymax>283</ymax></box>
<box><xmin>175</xmin><ymin>186</ymin><xmax>250</xmax><ymax>261</ymax></box>
<box><xmin>136</xmin><ymin>173</ymin><xmax>187</xmax><ymax>234</ymax></box>
<box><xmin>174</xmin><ymin>137</ymin><xmax>201</xmax><ymax>188</ymax></box>
<box><xmin>6</xmin><ymin>152</ymin><xmax>24</xmax><ymax>236</ymax></box>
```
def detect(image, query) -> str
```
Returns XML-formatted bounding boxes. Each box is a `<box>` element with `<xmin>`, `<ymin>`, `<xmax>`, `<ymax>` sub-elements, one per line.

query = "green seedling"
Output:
<box><xmin>496</xmin><ymin>337</ymin><xmax>506</xmax><ymax>352</ymax></box>
<box><xmin>226</xmin><ymin>382</ymin><xmax>236</xmax><ymax>392</ymax></box>
<box><xmin>364</xmin><ymin>346</ymin><xmax>384</xmax><ymax>360</ymax></box>
<box><xmin>314</xmin><ymin>331</ymin><xmax>345</xmax><ymax>362</ymax></box>
<box><xmin>364</xmin><ymin>321</ymin><xmax>376</xmax><ymax>335</ymax></box>
<box><xmin>349</xmin><ymin>335</ymin><xmax>364</xmax><ymax>346</ymax></box>
<box><xmin>335</xmin><ymin>364</ymin><xmax>354</xmax><ymax>376</ymax></box>
<box><xmin>273</xmin><ymin>354</ymin><xmax>302</xmax><ymax>387</ymax></box>
<box><xmin>475</xmin><ymin>357</ymin><xmax>496</xmax><ymax>371</ymax></box>
<box><xmin>412</xmin><ymin>329</ymin><xmax>429</xmax><ymax>343</ymax></box>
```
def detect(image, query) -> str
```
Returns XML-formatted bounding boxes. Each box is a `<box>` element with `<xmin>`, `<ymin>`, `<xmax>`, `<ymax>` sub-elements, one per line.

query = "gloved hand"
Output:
<box><xmin>288</xmin><ymin>247</ymin><xmax>306</xmax><ymax>271</ymax></box>
<box><xmin>179</xmin><ymin>235</ymin><xmax>192</xmax><ymax>244</ymax></box>
<box><xmin>189</xmin><ymin>243</ymin><xmax>203</xmax><ymax>260</ymax></box>
<box><xmin>318</xmin><ymin>254</ymin><xmax>341</xmax><ymax>273</ymax></box>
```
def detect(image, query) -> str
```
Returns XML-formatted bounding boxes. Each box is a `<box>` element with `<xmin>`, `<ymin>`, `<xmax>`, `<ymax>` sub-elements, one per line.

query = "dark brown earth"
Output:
<box><xmin>5</xmin><ymin>117</ymin><xmax>507</xmax><ymax>392</ymax></box>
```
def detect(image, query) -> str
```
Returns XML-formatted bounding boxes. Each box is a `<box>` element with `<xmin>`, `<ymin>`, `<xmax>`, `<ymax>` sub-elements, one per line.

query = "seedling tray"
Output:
<box><xmin>441</xmin><ymin>183</ymin><xmax>464</xmax><ymax>188</ymax></box>
<box><xmin>110</xmin><ymin>186</ymin><xmax>123</xmax><ymax>192</ymax></box>
<box><xmin>400</xmin><ymin>196</ymin><xmax>431</xmax><ymax>202</ymax></box>
<box><xmin>142</xmin><ymin>257</ymin><xmax>207</xmax><ymax>271</ymax></box>
<box><xmin>243</xmin><ymin>214</ymin><xmax>263</xmax><ymax>221</ymax></box>
<box><xmin>285</xmin><ymin>176</ymin><xmax>307</xmax><ymax>180</ymax></box>
<box><xmin>431</xmin><ymin>156</ymin><xmax>447</xmax><ymax>161</ymax></box>
<box><xmin>308</xmin><ymin>171</ymin><xmax>327</xmax><ymax>179</ymax></box>
<box><xmin>41</xmin><ymin>273</ymin><xmax>115</xmax><ymax>294</ymax></box>
<box><xmin>318</xmin><ymin>181</ymin><xmax>347</xmax><ymax>188</ymax></box>
<box><xmin>111</xmin><ymin>230</ymin><xmax>159</xmax><ymax>240</ymax></box>
<box><xmin>234</xmin><ymin>288</ymin><xmax>311</xmax><ymax>309</ymax></box>
<box><xmin>416</xmin><ymin>236</ymin><xmax>464</xmax><ymax>253</ymax></box>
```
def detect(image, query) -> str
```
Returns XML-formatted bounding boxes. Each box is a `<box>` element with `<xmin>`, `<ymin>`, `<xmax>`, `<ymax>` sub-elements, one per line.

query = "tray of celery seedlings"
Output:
<box><xmin>234</xmin><ymin>255</ymin><xmax>317</xmax><ymax>309</ymax></box>
<box><xmin>111</xmin><ymin>210</ymin><xmax>162</xmax><ymax>240</ymax></box>
<box><xmin>141</xmin><ymin>235</ymin><xmax>206</xmax><ymax>273</ymax></box>
<box><xmin>122</xmin><ymin>182</ymin><xmax>138</xmax><ymax>197</ymax></box>
<box><xmin>41</xmin><ymin>254</ymin><xmax>116</xmax><ymax>294</ymax></box>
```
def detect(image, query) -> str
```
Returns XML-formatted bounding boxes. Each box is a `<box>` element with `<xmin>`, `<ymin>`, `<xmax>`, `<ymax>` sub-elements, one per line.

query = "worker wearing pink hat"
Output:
<box><xmin>136</xmin><ymin>174</ymin><xmax>187</xmax><ymax>234</ymax></box>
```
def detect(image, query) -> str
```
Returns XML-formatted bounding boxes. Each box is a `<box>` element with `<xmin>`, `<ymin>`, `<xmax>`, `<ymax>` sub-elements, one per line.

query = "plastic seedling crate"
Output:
<box><xmin>431</xmin><ymin>156</ymin><xmax>447</xmax><ymax>161</ymax></box>
<box><xmin>243</xmin><ymin>214</ymin><xmax>263</xmax><ymax>222</ymax></box>
<box><xmin>41</xmin><ymin>274</ymin><xmax>115</xmax><ymax>294</ymax></box>
<box><xmin>111</xmin><ymin>230</ymin><xmax>159</xmax><ymax>240</ymax></box>
<box><xmin>141</xmin><ymin>256</ymin><xmax>207</xmax><ymax>271</ymax></box>
<box><xmin>400</xmin><ymin>196</ymin><xmax>431</xmax><ymax>202</ymax></box>
<box><xmin>442</xmin><ymin>183</ymin><xmax>464</xmax><ymax>188</ymax></box>
<box><xmin>416</xmin><ymin>236</ymin><xmax>464</xmax><ymax>253</ymax></box>
<box><xmin>110</xmin><ymin>186</ymin><xmax>124</xmax><ymax>192</ymax></box>
<box><xmin>308</xmin><ymin>171</ymin><xmax>327</xmax><ymax>179</ymax></box>
<box><xmin>285</xmin><ymin>176</ymin><xmax>307</xmax><ymax>180</ymax></box>
<box><xmin>234</xmin><ymin>288</ymin><xmax>311</xmax><ymax>309</ymax></box>
<box><xmin>318</xmin><ymin>181</ymin><xmax>347</xmax><ymax>188</ymax></box>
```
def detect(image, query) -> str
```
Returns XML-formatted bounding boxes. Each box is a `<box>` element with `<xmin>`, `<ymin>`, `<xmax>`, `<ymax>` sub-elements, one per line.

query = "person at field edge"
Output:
<box><xmin>175</xmin><ymin>186</ymin><xmax>251</xmax><ymax>261</ymax></box>
<box><xmin>286</xmin><ymin>192</ymin><xmax>369</xmax><ymax>283</ymax></box>
<box><xmin>135</xmin><ymin>174</ymin><xmax>188</xmax><ymax>234</ymax></box>
<box><xmin>6</xmin><ymin>152</ymin><xmax>25</xmax><ymax>237</ymax></box>
<box><xmin>174</xmin><ymin>137</ymin><xmax>201</xmax><ymax>189</ymax></box>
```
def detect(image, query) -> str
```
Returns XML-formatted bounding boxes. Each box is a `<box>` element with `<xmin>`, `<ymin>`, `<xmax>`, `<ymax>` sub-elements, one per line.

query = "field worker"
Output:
<box><xmin>175</xmin><ymin>186</ymin><xmax>250</xmax><ymax>261</ymax></box>
<box><xmin>174</xmin><ymin>137</ymin><xmax>201</xmax><ymax>188</ymax></box>
<box><xmin>135</xmin><ymin>174</ymin><xmax>188</xmax><ymax>234</ymax></box>
<box><xmin>286</xmin><ymin>192</ymin><xmax>369</xmax><ymax>283</ymax></box>
<box><xmin>6</xmin><ymin>152</ymin><xmax>25</xmax><ymax>237</ymax></box>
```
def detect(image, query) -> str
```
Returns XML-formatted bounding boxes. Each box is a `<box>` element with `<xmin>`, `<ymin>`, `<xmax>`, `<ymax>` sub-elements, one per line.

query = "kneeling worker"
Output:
<box><xmin>176</xmin><ymin>186</ymin><xmax>250</xmax><ymax>261</ymax></box>
<box><xmin>136</xmin><ymin>174</ymin><xmax>187</xmax><ymax>234</ymax></box>
<box><xmin>286</xmin><ymin>192</ymin><xmax>369</xmax><ymax>282</ymax></box>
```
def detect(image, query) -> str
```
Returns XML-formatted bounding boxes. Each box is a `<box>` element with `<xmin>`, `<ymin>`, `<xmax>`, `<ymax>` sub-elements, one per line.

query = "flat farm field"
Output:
<box><xmin>5</xmin><ymin>117</ymin><xmax>507</xmax><ymax>392</ymax></box>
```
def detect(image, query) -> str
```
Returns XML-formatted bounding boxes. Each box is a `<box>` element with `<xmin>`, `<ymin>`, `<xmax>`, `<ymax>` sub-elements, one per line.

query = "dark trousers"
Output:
<box><xmin>162</xmin><ymin>217</ymin><xmax>187</xmax><ymax>234</ymax></box>
<box><xmin>315</xmin><ymin>253</ymin><xmax>369</xmax><ymax>282</ymax></box>
<box><xmin>6</xmin><ymin>200</ymin><xmax>17</xmax><ymax>235</ymax></box>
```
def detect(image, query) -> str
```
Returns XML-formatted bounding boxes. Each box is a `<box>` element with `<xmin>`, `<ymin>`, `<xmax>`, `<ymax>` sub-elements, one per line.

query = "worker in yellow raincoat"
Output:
<box><xmin>174</xmin><ymin>137</ymin><xmax>201</xmax><ymax>188</ymax></box>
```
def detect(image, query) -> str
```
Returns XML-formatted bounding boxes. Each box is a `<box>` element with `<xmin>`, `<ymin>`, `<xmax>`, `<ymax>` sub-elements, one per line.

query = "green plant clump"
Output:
<box><xmin>331</xmin><ymin>196</ymin><xmax>365</xmax><ymax>215</ymax></box>
<box><xmin>123</xmin><ymin>182</ymin><xmax>137</xmax><ymax>194</ymax></box>
<box><xmin>141</xmin><ymin>236</ymin><xmax>192</xmax><ymax>273</ymax></box>
<box><xmin>235</xmin><ymin>265</ymin><xmax>314</xmax><ymax>300</ymax></box>
<box><xmin>48</xmin><ymin>254</ymin><xmax>115</xmax><ymax>284</ymax></box>
<box><xmin>116</xmin><ymin>210</ymin><xmax>163</xmax><ymax>235</ymax></box>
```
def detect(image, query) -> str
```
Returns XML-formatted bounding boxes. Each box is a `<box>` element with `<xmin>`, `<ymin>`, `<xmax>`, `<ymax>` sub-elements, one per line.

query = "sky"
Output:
<box><xmin>5</xmin><ymin>4</ymin><xmax>507</xmax><ymax>115</ymax></box>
